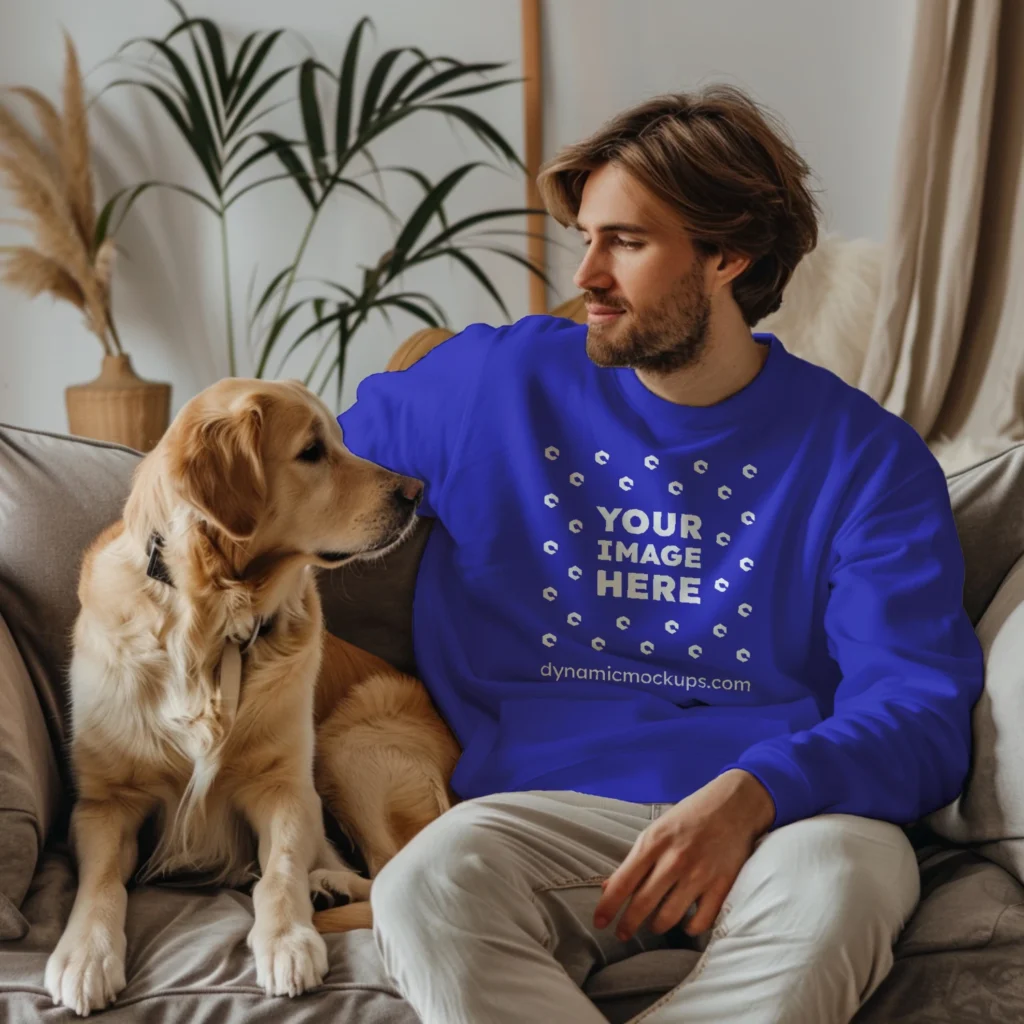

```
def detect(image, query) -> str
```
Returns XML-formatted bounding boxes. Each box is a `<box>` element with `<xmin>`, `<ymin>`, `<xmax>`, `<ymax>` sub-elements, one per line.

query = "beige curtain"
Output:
<box><xmin>859</xmin><ymin>0</ymin><xmax>1024</xmax><ymax>448</ymax></box>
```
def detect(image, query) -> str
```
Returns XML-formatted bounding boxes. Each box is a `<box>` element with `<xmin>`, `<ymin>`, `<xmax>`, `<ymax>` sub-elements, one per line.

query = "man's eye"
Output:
<box><xmin>615</xmin><ymin>237</ymin><xmax>643</xmax><ymax>250</ymax></box>
<box><xmin>297</xmin><ymin>440</ymin><xmax>326</xmax><ymax>463</ymax></box>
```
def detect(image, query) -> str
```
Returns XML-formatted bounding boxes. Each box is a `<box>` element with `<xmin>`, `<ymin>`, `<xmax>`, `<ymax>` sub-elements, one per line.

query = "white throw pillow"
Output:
<box><xmin>927</xmin><ymin>553</ymin><xmax>1024</xmax><ymax>880</ymax></box>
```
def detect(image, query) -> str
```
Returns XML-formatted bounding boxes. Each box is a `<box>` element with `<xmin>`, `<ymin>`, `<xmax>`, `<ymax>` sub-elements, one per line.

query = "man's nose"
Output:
<box><xmin>574</xmin><ymin>248</ymin><xmax>614</xmax><ymax>292</ymax></box>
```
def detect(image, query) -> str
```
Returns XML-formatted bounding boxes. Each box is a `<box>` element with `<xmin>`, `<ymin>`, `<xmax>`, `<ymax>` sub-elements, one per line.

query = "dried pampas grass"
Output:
<box><xmin>0</xmin><ymin>33</ymin><xmax>120</xmax><ymax>354</ymax></box>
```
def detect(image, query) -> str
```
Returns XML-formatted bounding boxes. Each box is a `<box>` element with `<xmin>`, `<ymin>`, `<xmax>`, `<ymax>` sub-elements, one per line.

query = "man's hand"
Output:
<box><xmin>593</xmin><ymin>769</ymin><xmax>776</xmax><ymax>941</ymax></box>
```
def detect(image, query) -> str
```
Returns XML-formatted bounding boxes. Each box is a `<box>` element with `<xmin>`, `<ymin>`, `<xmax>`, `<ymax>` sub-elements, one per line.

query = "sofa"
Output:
<box><xmin>2</xmin><ymin>323</ymin><xmax>1024</xmax><ymax>1022</ymax></box>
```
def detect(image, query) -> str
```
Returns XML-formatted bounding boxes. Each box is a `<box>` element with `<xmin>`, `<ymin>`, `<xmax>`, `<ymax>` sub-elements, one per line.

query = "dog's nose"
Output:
<box><xmin>394</xmin><ymin>478</ymin><xmax>423</xmax><ymax>507</ymax></box>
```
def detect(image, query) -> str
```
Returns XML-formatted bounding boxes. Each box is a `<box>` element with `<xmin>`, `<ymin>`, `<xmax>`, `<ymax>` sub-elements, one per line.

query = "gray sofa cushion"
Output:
<box><xmin>0</xmin><ymin>613</ymin><xmax>61</xmax><ymax>940</ymax></box>
<box><xmin>946</xmin><ymin>441</ymin><xmax>1024</xmax><ymax>624</ymax></box>
<box><xmin>318</xmin><ymin>519</ymin><xmax>433</xmax><ymax>677</ymax></box>
<box><xmin>853</xmin><ymin>848</ymin><xmax>1024</xmax><ymax>1023</ymax></box>
<box><xmin>0</xmin><ymin>424</ymin><xmax>141</xmax><ymax>760</ymax></box>
<box><xmin>2</xmin><ymin>848</ymin><xmax>420</xmax><ymax>1023</ymax></box>
<box><xmin>927</xmin><ymin>554</ymin><xmax>1024</xmax><ymax>877</ymax></box>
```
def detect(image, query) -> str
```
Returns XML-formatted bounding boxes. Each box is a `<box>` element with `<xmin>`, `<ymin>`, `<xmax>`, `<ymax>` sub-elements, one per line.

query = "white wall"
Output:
<box><xmin>0</xmin><ymin>0</ymin><xmax>915</xmax><ymax>435</ymax></box>
<box><xmin>542</xmin><ymin>0</ymin><xmax>917</xmax><ymax>296</ymax></box>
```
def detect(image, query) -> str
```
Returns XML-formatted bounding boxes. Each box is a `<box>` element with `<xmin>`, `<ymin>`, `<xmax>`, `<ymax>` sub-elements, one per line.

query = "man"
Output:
<box><xmin>336</xmin><ymin>86</ymin><xmax>983</xmax><ymax>1023</ymax></box>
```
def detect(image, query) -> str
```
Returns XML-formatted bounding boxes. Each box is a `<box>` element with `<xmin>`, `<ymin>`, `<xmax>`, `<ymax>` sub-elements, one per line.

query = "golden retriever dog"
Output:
<box><xmin>45</xmin><ymin>377</ymin><xmax>458</xmax><ymax>1016</ymax></box>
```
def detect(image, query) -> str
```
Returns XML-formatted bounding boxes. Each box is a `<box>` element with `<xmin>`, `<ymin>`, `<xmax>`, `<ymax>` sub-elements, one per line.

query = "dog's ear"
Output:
<box><xmin>175</xmin><ymin>398</ymin><xmax>267</xmax><ymax>540</ymax></box>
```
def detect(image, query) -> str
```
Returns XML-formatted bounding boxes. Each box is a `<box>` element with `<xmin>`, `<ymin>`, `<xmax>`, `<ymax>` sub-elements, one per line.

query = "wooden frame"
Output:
<box><xmin>521</xmin><ymin>0</ymin><xmax>546</xmax><ymax>313</ymax></box>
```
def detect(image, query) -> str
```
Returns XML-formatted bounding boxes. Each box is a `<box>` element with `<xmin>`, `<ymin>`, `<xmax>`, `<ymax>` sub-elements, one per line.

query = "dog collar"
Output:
<box><xmin>146</xmin><ymin>532</ymin><xmax>174</xmax><ymax>587</ymax></box>
<box><xmin>145</xmin><ymin>531</ymin><xmax>275</xmax><ymax>651</ymax></box>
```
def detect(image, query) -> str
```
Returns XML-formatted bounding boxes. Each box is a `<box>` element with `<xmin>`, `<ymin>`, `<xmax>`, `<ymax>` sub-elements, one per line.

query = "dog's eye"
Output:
<box><xmin>297</xmin><ymin>439</ymin><xmax>326</xmax><ymax>463</ymax></box>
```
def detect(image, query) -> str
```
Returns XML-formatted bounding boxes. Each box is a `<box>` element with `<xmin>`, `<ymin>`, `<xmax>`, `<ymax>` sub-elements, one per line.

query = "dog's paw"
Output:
<box><xmin>309</xmin><ymin>867</ymin><xmax>372</xmax><ymax>911</ymax></box>
<box><xmin>248</xmin><ymin>922</ymin><xmax>328</xmax><ymax>998</ymax></box>
<box><xmin>45</xmin><ymin>927</ymin><xmax>126</xmax><ymax>1016</ymax></box>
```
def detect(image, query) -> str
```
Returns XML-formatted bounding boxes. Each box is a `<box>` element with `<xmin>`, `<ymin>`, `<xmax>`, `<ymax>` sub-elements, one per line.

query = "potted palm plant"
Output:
<box><xmin>0</xmin><ymin>34</ymin><xmax>170</xmax><ymax>452</ymax></box>
<box><xmin>115</xmin><ymin>3</ymin><xmax>549</xmax><ymax>403</ymax></box>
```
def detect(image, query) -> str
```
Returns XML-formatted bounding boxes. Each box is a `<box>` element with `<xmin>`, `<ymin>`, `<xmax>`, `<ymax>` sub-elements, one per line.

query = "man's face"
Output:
<box><xmin>573</xmin><ymin>163</ymin><xmax>712</xmax><ymax>373</ymax></box>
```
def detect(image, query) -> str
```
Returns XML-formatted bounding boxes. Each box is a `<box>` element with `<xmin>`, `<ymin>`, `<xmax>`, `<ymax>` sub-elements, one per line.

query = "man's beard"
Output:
<box><xmin>585</xmin><ymin>261</ymin><xmax>711</xmax><ymax>374</ymax></box>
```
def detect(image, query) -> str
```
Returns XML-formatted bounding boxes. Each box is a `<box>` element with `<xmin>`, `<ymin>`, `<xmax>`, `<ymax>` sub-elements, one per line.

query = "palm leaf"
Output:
<box><xmin>375</xmin><ymin>52</ymin><xmax>441</xmax><ymax>117</ymax></box>
<box><xmin>432</xmin><ymin>77</ymin><xmax>523</xmax><ymax>101</ymax></box>
<box><xmin>251</xmin><ymin>263</ymin><xmax>295</xmax><ymax>321</ymax></box>
<box><xmin>225</xmin><ymin>64</ymin><xmax>293</xmax><ymax>138</ymax></box>
<box><xmin>257</xmin><ymin>132</ymin><xmax>316</xmax><ymax>207</ymax></box>
<box><xmin>255</xmin><ymin>296</ymin><xmax>310</xmax><ymax>376</ymax></box>
<box><xmin>226</xmin><ymin>31</ymin><xmax>259</xmax><ymax>104</ymax></box>
<box><xmin>165</xmin><ymin>6</ymin><xmax>231</xmax><ymax>100</ymax></box>
<box><xmin>94</xmin><ymin>180</ymin><xmax>218</xmax><ymax>250</ymax></box>
<box><xmin>357</xmin><ymin>47</ymin><xmax>407</xmax><ymax>135</ymax></box>
<box><xmin>415</xmin><ymin>207</ymin><xmax>543</xmax><ymax>257</ymax></box>
<box><xmin>434</xmin><ymin>246</ymin><xmax>512</xmax><ymax>320</ymax></box>
<box><xmin>404</xmin><ymin>61</ymin><xmax>505</xmax><ymax>103</ymax></box>
<box><xmin>335</xmin><ymin>17</ymin><xmax>370</xmax><ymax>156</ymax></box>
<box><xmin>389</xmin><ymin>162</ymin><xmax>480</xmax><ymax>269</ymax></box>
<box><xmin>298</xmin><ymin>60</ymin><xmax>329</xmax><ymax>187</ymax></box>
<box><xmin>423</xmin><ymin>103</ymin><xmax>523</xmax><ymax>168</ymax></box>
<box><xmin>226</xmin><ymin>31</ymin><xmax>284</xmax><ymax>117</ymax></box>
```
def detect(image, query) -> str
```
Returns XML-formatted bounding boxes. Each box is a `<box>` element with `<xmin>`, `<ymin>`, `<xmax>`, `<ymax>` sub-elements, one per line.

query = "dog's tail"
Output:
<box><xmin>313</xmin><ymin>901</ymin><xmax>374</xmax><ymax>932</ymax></box>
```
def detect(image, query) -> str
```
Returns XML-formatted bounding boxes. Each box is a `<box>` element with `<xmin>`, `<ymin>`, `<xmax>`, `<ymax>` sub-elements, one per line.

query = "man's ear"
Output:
<box><xmin>173</xmin><ymin>398</ymin><xmax>266</xmax><ymax>541</ymax></box>
<box><xmin>712</xmin><ymin>250</ymin><xmax>752</xmax><ymax>290</ymax></box>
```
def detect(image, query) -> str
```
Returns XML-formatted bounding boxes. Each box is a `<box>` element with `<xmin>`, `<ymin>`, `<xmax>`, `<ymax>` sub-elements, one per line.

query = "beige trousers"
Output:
<box><xmin>370</xmin><ymin>790</ymin><xmax>920</xmax><ymax>1023</ymax></box>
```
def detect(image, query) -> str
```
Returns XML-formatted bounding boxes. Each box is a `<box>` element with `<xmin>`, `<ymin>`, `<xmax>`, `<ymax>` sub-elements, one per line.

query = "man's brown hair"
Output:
<box><xmin>537</xmin><ymin>86</ymin><xmax>820</xmax><ymax>326</ymax></box>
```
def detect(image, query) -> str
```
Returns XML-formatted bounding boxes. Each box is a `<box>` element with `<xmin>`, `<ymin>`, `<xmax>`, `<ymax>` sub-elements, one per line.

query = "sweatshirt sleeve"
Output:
<box><xmin>336</xmin><ymin>322</ymin><xmax>495</xmax><ymax>518</ymax></box>
<box><xmin>727</xmin><ymin>444</ymin><xmax>984</xmax><ymax>830</ymax></box>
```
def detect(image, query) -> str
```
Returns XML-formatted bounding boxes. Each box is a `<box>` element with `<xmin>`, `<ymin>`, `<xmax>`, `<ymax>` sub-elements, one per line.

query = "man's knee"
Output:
<box><xmin>371</xmin><ymin>797</ymin><xmax>522</xmax><ymax>929</ymax></box>
<box><xmin>734</xmin><ymin>814</ymin><xmax>920</xmax><ymax>941</ymax></box>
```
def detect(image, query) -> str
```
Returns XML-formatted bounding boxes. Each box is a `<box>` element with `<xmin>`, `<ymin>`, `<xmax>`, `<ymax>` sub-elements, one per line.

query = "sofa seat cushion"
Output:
<box><xmin>854</xmin><ymin>848</ymin><xmax>1024</xmax><ymax>1022</ymax></box>
<box><xmin>1</xmin><ymin>848</ymin><xmax>697</xmax><ymax>1023</ymax></box>
<box><xmin>0</xmin><ymin>849</ymin><xmax>419</xmax><ymax>1023</ymax></box>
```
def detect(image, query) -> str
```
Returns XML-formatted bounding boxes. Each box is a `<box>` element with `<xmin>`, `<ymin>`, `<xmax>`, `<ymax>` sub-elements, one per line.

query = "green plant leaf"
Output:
<box><xmin>251</xmin><ymin>264</ymin><xmax>296</xmax><ymax>322</ymax></box>
<box><xmin>436</xmin><ymin>246</ymin><xmax>512</xmax><ymax>320</ymax></box>
<box><xmin>222</xmin><ymin>128</ymin><xmax>300</xmax><ymax>188</ymax></box>
<box><xmin>225</xmin><ymin>65</ymin><xmax>294</xmax><ymax>140</ymax></box>
<box><xmin>275</xmin><ymin>304</ymin><xmax>348</xmax><ymax>375</ymax></box>
<box><xmin>462</xmin><ymin>243</ymin><xmax>554</xmax><ymax>288</ymax></box>
<box><xmin>165</xmin><ymin>4</ymin><xmax>228</xmax><ymax>143</ymax></box>
<box><xmin>169</xmin><ymin>11</ymin><xmax>231</xmax><ymax>100</ymax></box>
<box><xmin>228</xmin><ymin>96</ymin><xmax>296</xmax><ymax>142</ymax></box>
<box><xmin>357</xmin><ymin>47</ymin><xmax>407</xmax><ymax>135</ymax></box>
<box><xmin>226</xmin><ymin>31</ymin><xmax>258</xmax><ymax>102</ymax></box>
<box><xmin>432</xmin><ymin>77</ymin><xmax>523</xmax><ymax>101</ymax></box>
<box><xmin>226</xmin><ymin>30</ymin><xmax>284</xmax><ymax>117</ymax></box>
<box><xmin>423</xmin><ymin>103</ymin><xmax>523</xmax><ymax>168</ymax></box>
<box><xmin>94</xmin><ymin>180</ymin><xmax>218</xmax><ymax>251</ymax></box>
<box><xmin>381</xmin><ymin>288</ymin><xmax>449</xmax><ymax>323</ymax></box>
<box><xmin>257</xmin><ymin>131</ymin><xmax>317</xmax><ymax>207</ymax></box>
<box><xmin>137</xmin><ymin>37</ymin><xmax>223</xmax><ymax>194</ymax></box>
<box><xmin>335</xmin><ymin>16</ymin><xmax>370</xmax><ymax>157</ymax></box>
<box><xmin>304</xmin><ymin>317</ymin><xmax>343</xmax><ymax>388</ymax></box>
<box><xmin>389</xmin><ymin>162</ymin><xmax>481</xmax><ymax>271</ymax></box>
<box><xmin>332</xmin><ymin>175</ymin><xmax>396</xmax><ymax>219</ymax></box>
<box><xmin>298</xmin><ymin>59</ymin><xmax>329</xmax><ymax>187</ymax></box>
<box><xmin>415</xmin><ymin>207</ymin><xmax>542</xmax><ymax>257</ymax></box>
<box><xmin>112</xmin><ymin>77</ymin><xmax>221</xmax><ymax>198</ymax></box>
<box><xmin>373</xmin><ymin>295</ymin><xmax>442</xmax><ymax>328</ymax></box>
<box><xmin>223</xmin><ymin>172</ymin><xmax>303</xmax><ymax>210</ymax></box>
<box><xmin>255</xmin><ymin>296</ymin><xmax>309</xmax><ymax>376</ymax></box>
<box><xmin>376</xmin><ymin>52</ymin><xmax>441</xmax><ymax>117</ymax></box>
<box><xmin>404</xmin><ymin>61</ymin><xmax>505</xmax><ymax>104</ymax></box>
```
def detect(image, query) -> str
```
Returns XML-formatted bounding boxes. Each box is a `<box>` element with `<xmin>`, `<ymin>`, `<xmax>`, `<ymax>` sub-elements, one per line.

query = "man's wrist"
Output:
<box><xmin>721</xmin><ymin>768</ymin><xmax>776</xmax><ymax>836</ymax></box>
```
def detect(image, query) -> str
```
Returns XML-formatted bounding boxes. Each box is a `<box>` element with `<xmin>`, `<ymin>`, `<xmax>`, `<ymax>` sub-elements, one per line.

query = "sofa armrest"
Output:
<box><xmin>0</xmin><ymin>611</ymin><xmax>62</xmax><ymax>939</ymax></box>
<box><xmin>384</xmin><ymin>295</ymin><xmax>588</xmax><ymax>373</ymax></box>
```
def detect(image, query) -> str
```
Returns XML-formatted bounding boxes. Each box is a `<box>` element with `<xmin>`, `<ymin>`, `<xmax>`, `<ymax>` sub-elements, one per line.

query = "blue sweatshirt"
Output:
<box><xmin>338</xmin><ymin>315</ymin><xmax>983</xmax><ymax>828</ymax></box>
